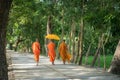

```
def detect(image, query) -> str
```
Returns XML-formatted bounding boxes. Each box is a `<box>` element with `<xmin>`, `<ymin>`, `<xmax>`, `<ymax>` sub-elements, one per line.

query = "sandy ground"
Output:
<box><xmin>7</xmin><ymin>50</ymin><xmax>120</xmax><ymax>80</ymax></box>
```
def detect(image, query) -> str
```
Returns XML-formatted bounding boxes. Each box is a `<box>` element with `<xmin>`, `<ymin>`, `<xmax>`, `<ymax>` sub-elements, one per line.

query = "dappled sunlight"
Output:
<box><xmin>14</xmin><ymin>70</ymin><xmax>27</xmax><ymax>73</ymax></box>
<box><xmin>13</xmin><ymin>63</ymin><xmax>35</xmax><ymax>66</ymax></box>
<box><xmin>10</xmin><ymin>50</ymin><xmax>120</xmax><ymax>80</ymax></box>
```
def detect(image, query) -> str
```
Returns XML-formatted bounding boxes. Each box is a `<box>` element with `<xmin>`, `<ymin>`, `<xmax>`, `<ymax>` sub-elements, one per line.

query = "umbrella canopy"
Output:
<box><xmin>45</xmin><ymin>34</ymin><xmax>60</xmax><ymax>40</ymax></box>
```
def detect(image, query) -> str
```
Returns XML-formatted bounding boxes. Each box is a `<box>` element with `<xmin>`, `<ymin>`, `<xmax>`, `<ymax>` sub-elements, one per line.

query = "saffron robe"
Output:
<box><xmin>59</xmin><ymin>41</ymin><xmax>71</xmax><ymax>63</ymax></box>
<box><xmin>47</xmin><ymin>42</ymin><xmax>56</xmax><ymax>62</ymax></box>
<box><xmin>32</xmin><ymin>42</ymin><xmax>40</xmax><ymax>62</ymax></box>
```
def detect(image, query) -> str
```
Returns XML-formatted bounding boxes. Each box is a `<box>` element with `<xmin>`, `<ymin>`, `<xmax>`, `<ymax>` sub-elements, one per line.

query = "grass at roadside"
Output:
<box><xmin>82</xmin><ymin>55</ymin><xmax>113</xmax><ymax>69</ymax></box>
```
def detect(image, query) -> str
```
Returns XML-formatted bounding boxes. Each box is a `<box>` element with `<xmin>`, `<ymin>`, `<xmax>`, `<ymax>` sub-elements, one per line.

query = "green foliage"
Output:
<box><xmin>7</xmin><ymin>0</ymin><xmax>120</xmax><ymax>62</ymax></box>
<box><xmin>82</xmin><ymin>55</ymin><xmax>113</xmax><ymax>68</ymax></box>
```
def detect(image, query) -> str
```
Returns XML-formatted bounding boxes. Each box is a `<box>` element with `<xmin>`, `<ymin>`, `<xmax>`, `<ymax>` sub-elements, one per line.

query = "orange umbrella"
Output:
<box><xmin>45</xmin><ymin>34</ymin><xmax>60</xmax><ymax>40</ymax></box>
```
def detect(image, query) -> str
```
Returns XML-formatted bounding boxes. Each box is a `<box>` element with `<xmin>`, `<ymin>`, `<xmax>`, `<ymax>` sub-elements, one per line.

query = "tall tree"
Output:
<box><xmin>0</xmin><ymin>0</ymin><xmax>12</xmax><ymax>79</ymax></box>
<box><xmin>108</xmin><ymin>40</ymin><xmax>120</xmax><ymax>74</ymax></box>
<box><xmin>78</xmin><ymin>0</ymin><xmax>84</xmax><ymax>65</ymax></box>
<box><xmin>70</xmin><ymin>19</ymin><xmax>76</xmax><ymax>62</ymax></box>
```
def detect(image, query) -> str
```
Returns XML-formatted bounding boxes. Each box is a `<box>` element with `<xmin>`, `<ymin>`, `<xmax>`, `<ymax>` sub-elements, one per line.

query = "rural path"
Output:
<box><xmin>8</xmin><ymin>50</ymin><xmax>120</xmax><ymax>80</ymax></box>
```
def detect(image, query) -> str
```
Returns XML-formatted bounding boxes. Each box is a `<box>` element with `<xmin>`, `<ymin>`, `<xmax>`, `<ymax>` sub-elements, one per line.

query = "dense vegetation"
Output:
<box><xmin>7</xmin><ymin>0</ymin><xmax>120</xmax><ymax>68</ymax></box>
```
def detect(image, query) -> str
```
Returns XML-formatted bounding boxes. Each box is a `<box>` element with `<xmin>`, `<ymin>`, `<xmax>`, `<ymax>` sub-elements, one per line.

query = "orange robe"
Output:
<box><xmin>47</xmin><ymin>42</ymin><xmax>56</xmax><ymax>62</ymax></box>
<box><xmin>32</xmin><ymin>42</ymin><xmax>40</xmax><ymax>62</ymax></box>
<box><xmin>59</xmin><ymin>41</ymin><xmax>71</xmax><ymax>63</ymax></box>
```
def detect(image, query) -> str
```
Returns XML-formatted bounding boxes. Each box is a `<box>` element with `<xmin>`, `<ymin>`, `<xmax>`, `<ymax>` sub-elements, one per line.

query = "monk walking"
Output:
<box><xmin>59</xmin><ymin>40</ymin><xmax>71</xmax><ymax>64</ymax></box>
<box><xmin>32</xmin><ymin>38</ymin><xmax>41</xmax><ymax>66</ymax></box>
<box><xmin>47</xmin><ymin>40</ymin><xmax>56</xmax><ymax>65</ymax></box>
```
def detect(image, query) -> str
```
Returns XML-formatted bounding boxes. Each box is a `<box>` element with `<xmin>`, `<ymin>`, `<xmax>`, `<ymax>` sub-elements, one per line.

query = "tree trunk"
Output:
<box><xmin>0</xmin><ymin>0</ymin><xmax>12</xmax><ymax>79</ymax></box>
<box><xmin>14</xmin><ymin>36</ymin><xmax>24</xmax><ymax>51</ymax></box>
<box><xmin>78</xmin><ymin>17</ymin><xmax>84</xmax><ymax>65</ymax></box>
<box><xmin>108</xmin><ymin>40</ymin><xmax>120</xmax><ymax>75</ymax></box>
<box><xmin>71</xmin><ymin>19</ymin><xmax>76</xmax><ymax>62</ymax></box>
<box><xmin>78</xmin><ymin>0</ymin><xmax>84</xmax><ymax>65</ymax></box>
<box><xmin>91</xmin><ymin>37</ymin><xmax>102</xmax><ymax>67</ymax></box>
<box><xmin>45</xmin><ymin>16</ymin><xmax>52</xmax><ymax>56</ymax></box>
<box><xmin>91</xmin><ymin>34</ymin><xmax>104</xmax><ymax>67</ymax></box>
<box><xmin>85</xmin><ymin>43</ymin><xmax>91</xmax><ymax>65</ymax></box>
<box><xmin>47</xmin><ymin>16</ymin><xmax>52</xmax><ymax>35</ymax></box>
<box><xmin>102</xmin><ymin>40</ymin><xmax>106</xmax><ymax>70</ymax></box>
<box><xmin>74</xmin><ymin>33</ymin><xmax>80</xmax><ymax>64</ymax></box>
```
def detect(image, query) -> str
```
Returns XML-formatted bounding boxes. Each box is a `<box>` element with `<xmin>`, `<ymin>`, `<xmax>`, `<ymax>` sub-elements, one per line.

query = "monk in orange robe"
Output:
<box><xmin>59</xmin><ymin>40</ymin><xmax>71</xmax><ymax>64</ymax></box>
<box><xmin>32</xmin><ymin>38</ymin><xmax>40</xmax><ymax>66</ymax></box>
<box><xmin>47</xmin><ymin>40</ymin><xmax>56</xmax><ymax>65</ymax></box>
